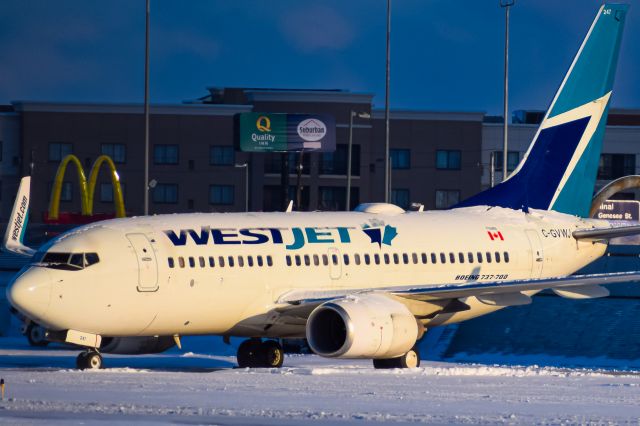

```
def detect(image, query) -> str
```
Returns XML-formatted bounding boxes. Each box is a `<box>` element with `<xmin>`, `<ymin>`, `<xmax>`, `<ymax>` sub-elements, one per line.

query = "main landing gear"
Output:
<box><xmin>372</xmin><ymin>346</ymin><xmax>421</xmax><ymax>369</ymax></box>
<box><xmin>76</xmin><ymin>349</ymin><xmax>103</xmax><ymax>370</ymax></box>
<box><xmin>237</xmin><ymin>339</ymin><xmax>284</xmax><ymax>368</ymax></box>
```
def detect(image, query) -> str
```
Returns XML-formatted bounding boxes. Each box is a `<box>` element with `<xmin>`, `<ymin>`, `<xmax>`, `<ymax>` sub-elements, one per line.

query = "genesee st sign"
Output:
<box><xmin>594</xmin><ymin>200</ymin><xmax>640</xmax><ymax>221</ymax></box>
<box><xmin>237</xmin><ymin>113</ymin><xmax>336</xmax><ymax>152</ymax></box>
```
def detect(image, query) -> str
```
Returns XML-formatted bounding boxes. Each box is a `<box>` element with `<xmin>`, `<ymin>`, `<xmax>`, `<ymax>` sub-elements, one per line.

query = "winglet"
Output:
<box><xmin>3</xmin><ymin>177</ymin><xmax>35</xmax><ymax>257</ymax></box>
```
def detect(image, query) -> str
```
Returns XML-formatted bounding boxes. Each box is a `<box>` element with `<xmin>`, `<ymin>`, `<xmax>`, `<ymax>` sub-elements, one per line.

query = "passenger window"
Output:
<box><xmin>266</xmin><ymin>256</ymin><xmax>273</xmax><ymax>267</ymax></box>
<box><xmin>343</xmin><ymin>254</ymin><xmax>350</xmax><ymax>266</ymax></box>
<box><xmin>209</xmin><ymin>256</ymin><xmax>215</xmax><ymax>267</ymax></box>
<box><xmin>458</xmin><ymin>253</ymin><xmax>465</xmax><ymax>263</ymax></box>
<box><xmin>199</xmin><ymin>256</ymin><xmax>205</xmax><ymax>267</ymax></box>
<box><xmin>431</xmin><ymin>253</ymin><xmax>437</xmax><ymax>264</ymax></box>
<box><xmin>238</xmin><ymin>256</ymin><xmax>244</xmax><ymax>267</ymax></box>
<box><xmin>188</xmin><ymin>257</ymin><xmax>195</xmax><ymax>268</ymax></box>
<box><xmin>313</xmin><ymin>254</ymin><xmax>320</xmax><ymax>266</ymax></box>
<box><xmin>421</xmin><ymin>253</ymin><xmax>427</xmax><ymax>264</ymax></box>
<box><xmin>295</xmin><ymin>255</ymin><xmax>301</xmax><ymax>266</ymax></box>
<box><xmin>486</xmin><ymin>252</ymin><xmax>492</xmax><ymax>263</ymax></box>
<box><xmin>364</xmin><ymin>254</ymin><xmax>371</xmax><ymax>265</ymax></box>
<box><xmin>168</xmin><ymin>258</ymin><xmax>175</xmax><ymax>268</ymax></box>
<box><xmin>468</xmin><ymin>252</ymin><xmax>474</xmax><ymax>263</ymax></box>
<box><xmin>218</xmin><ymin>256</ymin><xmax>225</xmax><ymax>267</ymax></box>
<box><xmin>384</xmin><ymin>254</ymin><xmax>390</xmax><ymax>264</ymax></box>
<box><xmin>412</xmin><ymin>253</ymin><xmax>418</xmax><ymax>264</ymax></box>
<box><xmin>440</xmin><ymin>253</ymin><xmax>446</xmax><ymax>263</ymax></box>
<box><xmin>393</xmin><ymin>253</ymin><xmax>400</xmax><ymax>264</ymax></box>
<box><xmin>374</xmin><ymin>254</ymin><xmax>380</xmax><ymax>265</ymax></box>
<box><xmin>477</xmin><ymin>252</ymin><xmax>483</xmax><ymax>263</ymax></box>
<box><xmin>495</xmin><ymin>252</ymin><xmax>501</xmax><ymax>263</ymax></box>
<box><xmin>332</xmin><ymin>254</ymin><xmax>339</xmax><ymax>265</ymax></box>
<box><xmin>504</xmin><ymin>252</ymin><xmax>510</xmax><ymax>263</ymax></box>
<box><xmin>322</xmin><ymin>255</ymin><xmax>329</xmax><ymax>266</ymax></box>
<box><xmin>248</xmin><ymin>256</ymin><xmax>254</xmax><ymax>267</ymax></box>
<box><xmin>304</xmin><ymin>255</ymin><xmax>310</xmax><ymax>266</ymax></box>
<box><xmin>179</xmin><ymin>257</ymin><xmax>185</xmax><ymax>268</ymax></box>
<box><xmin>449</xmin><ymin>253</ymin><xmax>455</xmax><ymax>264</ymax></box>
<box><xmin>286</xmin><ymin>255</ymin><xmax>292</xmax><ymax>266</ymax></box>
<box><xmin>228</xmin><ymin>256</ymin><xmax>235</xmax><ymax>267</ymax></box>
<box><xmin>257</xmin><ymin>256</ymin><xmax>264</xmax><ymax>267</ymax></box>
<box><xmin>402</xmin><ymin>253</ymin><xmax>409</xmax><ymax>264</ymax></box>
<box><xmin>354</xmin><ymin>254</ymin><xmax>361</xmax><ymax>265</ymax></box>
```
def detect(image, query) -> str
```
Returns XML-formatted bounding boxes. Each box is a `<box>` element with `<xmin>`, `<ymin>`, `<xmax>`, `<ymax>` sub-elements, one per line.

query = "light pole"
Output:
<box><xmin>500</xmin><ymin>0</ymin><xmax>514</xmax><ymax>181</ymax></box>
<box><xmin>143</xmin><ymin>0</ymin><xmax>150</xmax><ymax>215</ymax></box>
<box><xmin>235</xmin><ymin>163</ymin><xmax>249</xmax><ymax>212</ymax></box>
<box><xmin>347</xmin><ymin>111</ymin><xmax>371</xmax><ymax>211</ymax></box>
<box><xmin>384</xmin><ymin>0</ymin><xmax>392</xmax><ymax>202</ymax></box>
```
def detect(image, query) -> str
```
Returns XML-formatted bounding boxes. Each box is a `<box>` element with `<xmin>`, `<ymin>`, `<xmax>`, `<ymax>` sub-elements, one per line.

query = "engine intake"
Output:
<box><xmin>306</xmin><ymin>293</ymin><xmax>418</xmax><ymax>359</ymax></box>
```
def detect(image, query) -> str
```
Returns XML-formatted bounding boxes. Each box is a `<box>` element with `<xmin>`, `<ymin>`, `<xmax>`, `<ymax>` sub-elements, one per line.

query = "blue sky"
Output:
<box><xmin>1</xmin><ymin>1</ymin><xmax>638</xmax><ymax>115</ymax></box>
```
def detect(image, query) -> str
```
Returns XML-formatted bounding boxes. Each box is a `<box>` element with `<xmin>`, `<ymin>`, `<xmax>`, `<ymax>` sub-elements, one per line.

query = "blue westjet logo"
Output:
<box><xmin>163</xmin><ymin>224</ymin><xmax>398</xmax><ymax>250</ymax></box>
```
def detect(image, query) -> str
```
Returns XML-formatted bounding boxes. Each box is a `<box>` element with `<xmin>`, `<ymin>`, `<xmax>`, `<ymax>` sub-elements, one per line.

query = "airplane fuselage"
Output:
<box><xmin>11</xmin><ymin>206</ymin><xmax>608</xmax><ymax>339</ymax></box>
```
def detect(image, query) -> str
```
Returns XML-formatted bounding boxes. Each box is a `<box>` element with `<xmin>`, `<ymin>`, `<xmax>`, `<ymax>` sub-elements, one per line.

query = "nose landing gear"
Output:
<box><xmin>237</xmin><ymin>339</ymin><xmax>284</xmax><ymax>368</ymax></box>
<box><xmin>76</xmin><ymin>350</ymin><xmax>103</xmax><ymax>370</ymax></box>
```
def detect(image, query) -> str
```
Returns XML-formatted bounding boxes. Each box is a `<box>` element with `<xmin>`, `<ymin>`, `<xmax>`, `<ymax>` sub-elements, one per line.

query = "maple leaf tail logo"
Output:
<box><xmin>362</xmin><ymin>224</ymin><xmax>398</xmax><ymax>247</ymax></box>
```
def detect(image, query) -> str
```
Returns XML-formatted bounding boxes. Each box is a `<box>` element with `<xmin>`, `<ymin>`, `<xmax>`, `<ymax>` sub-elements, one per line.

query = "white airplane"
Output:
<box><xmin>5</xmin><ymin>3</ymin><xmax>640</xmax><ymax>370</ymax></box>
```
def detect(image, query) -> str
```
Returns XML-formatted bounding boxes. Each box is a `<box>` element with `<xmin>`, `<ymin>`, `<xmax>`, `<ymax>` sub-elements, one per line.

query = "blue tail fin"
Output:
<box><xmin>455</xmin><ymin>4</ymin><xmax>628</xmax><ymax>217</ymax></box>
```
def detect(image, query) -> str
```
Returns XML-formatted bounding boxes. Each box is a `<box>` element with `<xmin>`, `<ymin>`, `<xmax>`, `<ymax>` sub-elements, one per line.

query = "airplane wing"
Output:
<box><xmin>2</xmin><ymin>176</ymin><xmax>36</xmax><ymax>257</ymax></box>
<box><xmin>573</xmin><ymin>225</ymin><xmax>640</xmax><ymax>241</ymax></box>
<box><xmin>276</xmin><ymin>271</ymin><xmax>640</xmax><ymax>317</ymax></box>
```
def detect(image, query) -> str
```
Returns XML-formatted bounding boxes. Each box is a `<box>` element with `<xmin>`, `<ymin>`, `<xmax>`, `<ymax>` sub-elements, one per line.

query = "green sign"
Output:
<box><xmin>237</xmin><ymin>113</ymin><xmax>336</xmax><ymax>152</ymax></box>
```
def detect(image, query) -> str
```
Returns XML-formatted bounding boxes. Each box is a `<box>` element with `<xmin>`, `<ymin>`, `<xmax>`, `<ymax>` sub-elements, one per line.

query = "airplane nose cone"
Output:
<box><xmin>7</xmin><ymin>267</ymin><xmax>52</xmax><ymax>323</ymax></box>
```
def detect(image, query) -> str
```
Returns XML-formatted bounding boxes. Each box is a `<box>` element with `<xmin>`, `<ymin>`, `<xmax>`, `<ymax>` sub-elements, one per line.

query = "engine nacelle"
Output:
<box><xmin>306</xmin><ymin>293</ymin><xmax>418</xmax><ymax>359</ymax></box>
<box><xmin>100</xmin><ymin>336</ymin><xmax>176</xmax><ymax>354</ymax></box>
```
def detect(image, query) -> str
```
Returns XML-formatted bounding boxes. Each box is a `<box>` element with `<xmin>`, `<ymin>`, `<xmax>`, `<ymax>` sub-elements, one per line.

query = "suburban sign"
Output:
<box><xmin>237</xmin><ymin>113</ymin><xmax>336</xmax><ymax>152</ymax></box>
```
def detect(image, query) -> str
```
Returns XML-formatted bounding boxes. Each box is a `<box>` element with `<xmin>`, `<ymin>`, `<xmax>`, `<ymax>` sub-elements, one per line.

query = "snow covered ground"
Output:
<box><xmin>0</xmin><ymin>337</ymin><xmax>639</xmax><ymax>425</ymax></box>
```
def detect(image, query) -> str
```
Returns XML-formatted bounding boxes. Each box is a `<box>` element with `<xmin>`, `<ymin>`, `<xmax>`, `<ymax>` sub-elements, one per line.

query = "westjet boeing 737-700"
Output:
<box><xmin>5</xmin><ymin>4</ymin><xmax>640</xmax><ymax>370</ymax></box>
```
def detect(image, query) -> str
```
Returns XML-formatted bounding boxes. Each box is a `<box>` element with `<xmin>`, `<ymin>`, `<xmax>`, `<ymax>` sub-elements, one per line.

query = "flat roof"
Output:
<box><xmin>12</xmin><ymin>101</ymin><xmax>252</xmax><ymax>116</ymax></box>
<box><xmin>371</xmin><ymin>109</ymin><xmax>485</xmax><ymax>122</ymax></box>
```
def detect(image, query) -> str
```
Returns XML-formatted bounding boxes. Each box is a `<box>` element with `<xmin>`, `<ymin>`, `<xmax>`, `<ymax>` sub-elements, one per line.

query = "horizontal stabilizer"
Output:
<box><xmin>573</xmin><ymin>225</ymin><xmax>640</xmax><ymax>241</ymax></box>
<box><xmin>552</xmin><ymin>284</ymin><xmax>609</xmax><ymax>299</ymax></box>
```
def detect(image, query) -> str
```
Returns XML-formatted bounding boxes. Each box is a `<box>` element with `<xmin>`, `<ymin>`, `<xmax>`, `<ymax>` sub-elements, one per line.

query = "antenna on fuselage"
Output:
<box><xmin>285</xmin><ymin>200</ymin><xmax>294</xmax><ymax>213</ymax></box>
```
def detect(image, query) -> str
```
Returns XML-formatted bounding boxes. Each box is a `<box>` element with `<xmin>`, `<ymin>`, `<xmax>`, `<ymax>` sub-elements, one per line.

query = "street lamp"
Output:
<box><xmin>346</xmin><ymin>111</ymin><xmax>371</xmax><ymax>211</ymax></box>
<box><xmin>235</xmin><ymin>163</ymin><xmax>249</xmax><ymax>212</ymax></box>
<box><xmin>143</xmin><ymin>0</ymin><xmax>150</xmax><ymax>215</ymax></box>
<box><xmin>384</xmin><ymin>0</ymin><xmax>392</xmax><ymax>202</ymax></box>
<box><xmin>500</xmin><ymin>0</ymin><xmax>515</xmax><ymax>181</ymax></box>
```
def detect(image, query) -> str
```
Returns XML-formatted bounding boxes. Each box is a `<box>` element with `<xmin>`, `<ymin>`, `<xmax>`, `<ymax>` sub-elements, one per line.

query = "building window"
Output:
<box><xmin>493</xmin><ymin>151</ymin><xmax>519</xmax><ymax>172</ymax></box>
<box><xmin>154</xmin><ymin>145</ymin><xmax>179</xmax><ymax>165</ymax></box>
<box><xmin>598</xmin><ymin>154</ymin><xmax>636</xmax><ymax>180</ymax></box>
<box><xmin>262</xmin><ymin>185</ymin><xmax>310</xmax><ymax>211</ymax></box>
<box><xmin>319</xmin><ymin>144</ymin><xmax>360</xmax><ymax>176</ymax></box>
<box><xmin>49</xmin><ymin>142</ymin><xmax>73</xmax><ymax>162</ymax></box>
<box><xmin>100</xmin><ymin>182</ymin><xmax>125</xmax><ymax>203</ymax></box>
<box><xmin>209</xmin><ymin>185</ymin><xmax>234</xmax><ymax>205</ymax></box>
<box><xmin>319</xmin><ymin>186</ymin><xmax>346</xmax><ymax>211</ymax></box>
<box><xmin>210</xmin><ymin>146</ymin><xmax>235</xmax><ymax>165</ymax></box>
<box><xmin>153</xmin><ymin>183</ymin><xmax>178</xmax><ymax>204</ymax></box>
<box><xmin>391</xmin><ymin>189</ymin><xmax>410</xmax><ymax>209</ymax></box>
<box><xmin>390</xmin><ymin>149</ymin><xmax>410</xmax><ymax>169</ymax></box>
<box><xmin>101</xmin><ymin>144</ymin><xmax>126</xmax><ymax>163</ymax></box>
<box><xmin>264</xmin><ymin>152</ymin><xmax>310</xmax><ymax>174</ymax></box>
<box><xmin>436</xmin><ymin>150</ymin><xmax>461</xmax><ymax>170</ymax></box>
<box><xmin>435</xmin><ymin>190</ymin><xmax>460</xmax><ymax>209</ymax></box>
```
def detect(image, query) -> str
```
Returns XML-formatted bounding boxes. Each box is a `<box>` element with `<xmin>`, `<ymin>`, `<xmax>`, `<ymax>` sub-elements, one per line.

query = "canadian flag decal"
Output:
<box><xmin>486</xmin><ymin>228</ymin><xmax>504</xmax><ymax>241</ymax></box>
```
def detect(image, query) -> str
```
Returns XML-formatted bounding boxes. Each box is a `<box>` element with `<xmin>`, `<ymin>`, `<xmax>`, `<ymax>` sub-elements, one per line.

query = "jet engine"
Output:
<box><xmin>99</xmin><ymin>336</ymin><xmax>176</xmax><ymax>354</ymax></box>
<box><xmin>306</xmin><ymin>293</ymin><xmax>418</xmax><ymax>359</ymax></box>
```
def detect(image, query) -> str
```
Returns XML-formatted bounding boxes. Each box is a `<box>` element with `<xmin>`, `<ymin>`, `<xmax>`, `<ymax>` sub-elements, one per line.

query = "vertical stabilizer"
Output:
<box><xmin>456</xmin><ymin>4</ymin><xmax>628</xmax><ymax>217</ymax></box>
<box><xmin>3</xmin><ymin>177</ymin><xmax>35</xmax><ymax>256</ymax></box>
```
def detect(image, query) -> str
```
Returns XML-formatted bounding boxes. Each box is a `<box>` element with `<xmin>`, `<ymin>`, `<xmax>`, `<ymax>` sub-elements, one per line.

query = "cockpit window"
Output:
<box><xmin>35</xmin><ymin>252</ymin><xmax>100</xmax><ymax>271</ymax></box>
